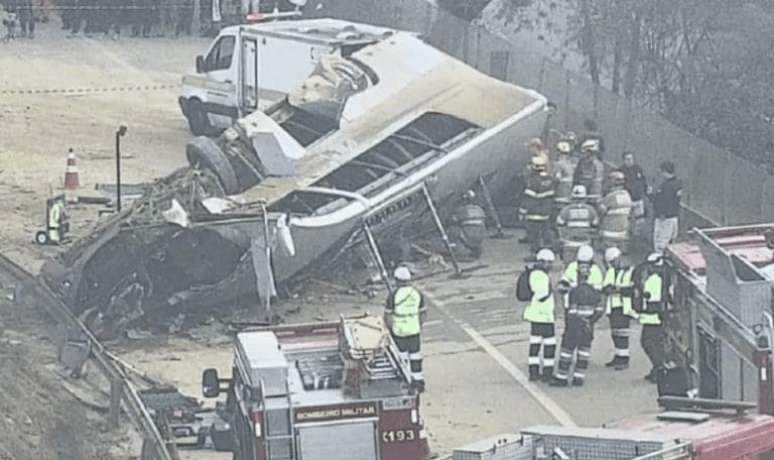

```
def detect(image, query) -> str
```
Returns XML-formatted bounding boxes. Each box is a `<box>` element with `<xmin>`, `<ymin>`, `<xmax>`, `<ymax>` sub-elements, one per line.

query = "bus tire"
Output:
<box><xmin>186</xmin><ymin>136</ymin><xmax>240</xmax><ymax>195</ymax></box>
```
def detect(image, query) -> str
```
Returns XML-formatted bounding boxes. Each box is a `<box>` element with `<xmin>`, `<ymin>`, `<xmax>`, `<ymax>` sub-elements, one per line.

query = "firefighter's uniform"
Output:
<box><xmin>635</xmin><ymin>255</ymin><xmax>670</xmax><ymax>382</ymax></box>
<box><xmin>523</xmin><ymin>249</ymin><xmax>557</xmax><ymax>381</ymax></box>
<box><xmin>573</xmin><ymin>140</ymin><xmax>605</xmax><ymax>199</ymax></box>
<box><xmin>520</xmin><ymin>158</ymin><xmax>556</xmax><ymax>256</ymax></box>
<box><xmin>450</xmin><ymin>192</ymin><xmax>487</xmax><ymax>259</ymax></box>
<box><xmin>552</xmin><ymin>279</ymin><xmax>603</xmax><ymax>386</ymax></box>
<box><xmin>386</xmin><ymin>267</ymin><xmax>427</xmax><ymax>392</ymax></box>
<box><xmin>598</xmin><ymin>174</ymin><xmax>632</xmax><ymax>250</ymax></box>
<box><xmin>603</xmin><ymin>248</ymin><xmax>636</xmax><ymax>370</ymax></box>
<box><xmin>556</xmin><ymin>186</ymin><xmax>598</xmax><ymax>261</ymax></box>
<box><xmin>553</xmin><ymin>141</ymin><xmax>577</xmax><ymax>205</ymax></box>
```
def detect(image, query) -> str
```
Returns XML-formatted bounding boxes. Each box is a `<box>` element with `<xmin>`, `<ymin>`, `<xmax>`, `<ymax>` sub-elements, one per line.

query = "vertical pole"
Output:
<box><xmin>362</xmin><ymin>221</ymin><xmax>394</xmax><ymax>293</ymax></box>
<box><xmin>261</xmin><ymin>203</ymin><xmax>271</xmax><ymax>322</ymax></box>
<box><xmin>478</xmin><ymin>175</ymin><xmax>506</xmax><ymax>238</ymax></box>
<box><xmin>421</xmin><ymin>183</ymin><xmax>462</xmax><ymax>276</ymax></box>
<box><xmin>115</xmin><ymin>132</ymin><xmax>122</xmax><ymax>212</ymax></box>
<box><xmin>109</xmin><ymin>379</ymin><xmax>121</xmax><ymax>429</ymax></box>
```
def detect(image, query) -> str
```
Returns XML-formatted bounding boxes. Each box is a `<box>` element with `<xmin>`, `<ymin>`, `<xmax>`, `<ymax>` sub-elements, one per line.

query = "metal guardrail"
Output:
<box><xmin>0</xmin><ymin>253</ymin><xmax>175</xmax><ymax>460</ymax></box>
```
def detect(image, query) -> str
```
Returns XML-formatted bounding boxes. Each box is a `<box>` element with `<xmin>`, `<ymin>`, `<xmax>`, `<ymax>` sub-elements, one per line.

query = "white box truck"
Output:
<box><xmin>178</xmin><ymin>18</ymin><xmax>400</xmax><ymax>135</ymax></box>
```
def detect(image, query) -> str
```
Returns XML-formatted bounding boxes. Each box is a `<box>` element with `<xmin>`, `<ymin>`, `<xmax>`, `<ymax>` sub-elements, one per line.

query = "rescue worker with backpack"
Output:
<box><xmin>516</xmin><ymin>248</ymin><xmax>557</xmax><ymax>382</ymax></box>
<box><xmin>385</xmin><ymin>266</ymin><xmax>428</xmax><ymax>393</ymax></box>
<box><xmin>550</xmin><ymin>263</ymin><xmax>604</xmax><ymax>387</ymax></box>
<box><xmin>633</xmin><ymin>253</ymin><xmax>671</xmax><ymax>383</ymax></box>
<box><xmin>602</xmin><ymin>247</ymin><xmax>636</xmax><ymax>370</ymax></box>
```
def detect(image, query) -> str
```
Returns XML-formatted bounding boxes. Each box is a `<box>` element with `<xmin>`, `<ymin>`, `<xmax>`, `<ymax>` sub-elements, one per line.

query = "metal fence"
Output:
<box><xmin>313</xmin><ymin>0</ymin><xmax>774</xmax><ymax>228</ymax></box>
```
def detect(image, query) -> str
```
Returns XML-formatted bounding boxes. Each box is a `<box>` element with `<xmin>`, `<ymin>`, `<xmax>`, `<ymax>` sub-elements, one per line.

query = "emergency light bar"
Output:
<box><xmin>245</xmin><ymin>10</ymin><xmax>303</xmax><ymax>23</ymax></box>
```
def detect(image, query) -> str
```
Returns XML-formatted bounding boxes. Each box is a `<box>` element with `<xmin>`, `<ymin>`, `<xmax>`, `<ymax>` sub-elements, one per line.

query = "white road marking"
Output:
<box><xmin>424</xmin><ymin>290</ymin><xmax>577</xmax><ymax>427</ymax></box>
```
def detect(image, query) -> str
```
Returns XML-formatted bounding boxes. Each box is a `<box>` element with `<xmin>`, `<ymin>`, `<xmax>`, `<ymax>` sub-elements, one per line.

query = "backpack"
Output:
<box><xmin>516</xmin><ymin>267</ymin><xmax>533</xmax><ymax>301</ymax></box>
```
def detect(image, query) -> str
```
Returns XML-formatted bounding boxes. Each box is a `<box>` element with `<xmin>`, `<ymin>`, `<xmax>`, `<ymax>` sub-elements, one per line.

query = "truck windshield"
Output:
<box><xmin>205</xmin><ymin>36</ymin><xmax>236</xmax><ymax>72</ymax></box>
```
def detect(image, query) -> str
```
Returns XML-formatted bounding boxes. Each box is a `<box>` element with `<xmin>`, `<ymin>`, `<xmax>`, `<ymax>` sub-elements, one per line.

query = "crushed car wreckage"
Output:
<box><xmin>40</xmin><ymin>22</ymin><xmax>550</xmax><ymax>336</ymax></box>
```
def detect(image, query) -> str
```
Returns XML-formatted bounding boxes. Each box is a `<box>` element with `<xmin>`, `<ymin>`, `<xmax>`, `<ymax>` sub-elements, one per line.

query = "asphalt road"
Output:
<box><xmin>414</xmin><ymin>230</ymin><xmax>660</xmax><ymax>453</ymax></box>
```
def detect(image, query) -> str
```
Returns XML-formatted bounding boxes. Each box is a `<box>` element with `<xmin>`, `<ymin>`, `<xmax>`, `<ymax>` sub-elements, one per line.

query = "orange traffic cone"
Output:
<box><xmin>64</xmin><ymin>149</ymin><xmax>80</xmax><ymax>190</ymax></box>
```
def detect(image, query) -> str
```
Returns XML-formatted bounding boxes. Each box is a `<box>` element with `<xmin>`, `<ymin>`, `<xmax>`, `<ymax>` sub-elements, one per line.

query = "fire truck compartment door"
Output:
<box><xmin>297</xmin><ymin>422</ymin><xmax>377</xmax><ymax>460</ymax></box>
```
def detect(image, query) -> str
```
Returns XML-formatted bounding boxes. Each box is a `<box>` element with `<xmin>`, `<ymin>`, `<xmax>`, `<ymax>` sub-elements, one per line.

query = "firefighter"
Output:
<box><xmin>598</xmin><ymin>170</ymin><xmax>632</xmax><ymax>252</ymax></box>
<box><xmin>48</xmin><ymin>199</ymin><xmax>66</xmax><ymax>244</ymax></box>
<box><xmin>573</xmin><ymin>139</ymin><xmax>605</xmax><ymax>200</ymax></box>
<box><xmin>553</xmin><ymin>140</ymin><xmax>577</xmax><ymax>206</ymax></box>
<box><xmin>520</xmin><ymin>155</ymin><xmax>555</xmax><ymax>260</ymax></box>
<box><xmin>550</xmin><ymin>263</ymin><xmax>604</xmax><ymax>387</ymax></box>
<box><xmin>634</xmin><ymin>253</ymin><xmax>670</xmax><ymax>383</ymax></box>
<box><xmin>555</xmin><ymin>185</ymin><xmax>598</xmax><ymax>262</ymax></box>
<box><xmin>449</xmin><ymin>190</ymin><xmax>487</xmax><ymax>259</ymax></box>
<box><xmin>602</xmin><ymin>247</ymin><xmax>636</xmax><ymax>370</ymax></box>
<box><xmin>558</xmin><ymin>244</ymin><xmax>604</xmax><ymax>293</ymax></box>
<box><xmin>385</xmin><ymin>266</ymin><xmax>427</xmax><ymax>393</ymax></box>
<box><xmin>523</xmin><ymin>248</ymin><xmax>557</xmax><ymax>382</ymax></box>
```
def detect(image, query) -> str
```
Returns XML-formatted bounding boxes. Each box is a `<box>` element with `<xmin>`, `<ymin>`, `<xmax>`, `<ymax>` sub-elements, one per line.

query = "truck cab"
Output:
<box><xmin>201</xmin><ymin>315</ymin><xmax>431</xmax><ymax>460</ymax></box>
<box><xmin>179</xmin><ymin>18</ymin><xmax>399</xmax><ymax>135</ymax></box>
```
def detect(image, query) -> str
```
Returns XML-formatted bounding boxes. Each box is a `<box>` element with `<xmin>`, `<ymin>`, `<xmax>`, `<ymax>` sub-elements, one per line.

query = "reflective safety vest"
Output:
<box><xmin>390</xmin><ymin>287</ymin><xmax>423</xmax><ymax>337</ymax></box>
<box><xmin>603</xmin><ymin>266</ymin><xmax>635</xmax><ymax>317</ymax></box>
<box><xmin>562</xmin><ymin>261</ymin><xmax>604</xmax><ymax>291</ymax></box>
<box><xmin>523</xmin><ymin>269</ymin><xmax>555</xmax><ymax>324</ymax></box>
<box><xmin>639</xmin><ymin>272</ymin><xmax>663</xmax><ymax>325</ymax></box>
<box><xmin>49</xmin><ymin>202</ymin><xmax>63</xmax><ymax>229</ymax></box>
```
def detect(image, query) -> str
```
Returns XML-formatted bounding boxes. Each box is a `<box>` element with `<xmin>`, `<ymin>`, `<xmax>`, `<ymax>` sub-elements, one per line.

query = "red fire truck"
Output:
<box><xmin>202</xmin><ymin>314</ymin><xmax>430</xmax><ymax>460</ymax></box>
<box><xmin>450</xmin><ymin>223</ymin><xmax>774</xmax><ymax>460</ymax></box>
<box><xmin>664</xmin><ymin>223</ymin><xmax>774</xmax><ymax>412</ymax></box>
<box><xmin>453</xmin><ymin>397</ymin><xmax>774</xmax><ymax>460</ymax></box>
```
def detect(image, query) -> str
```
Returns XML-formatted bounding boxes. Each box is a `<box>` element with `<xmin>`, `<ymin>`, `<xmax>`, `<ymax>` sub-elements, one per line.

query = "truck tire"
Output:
<box><xmin>186</xmin><ymin>99</ymin><xmax>211</xmax><ymax>136</ymax></box>
<box><xmin>186</xmin><ymin>136</ymin><xmax>240</xmax><ymax>195</ymax></box>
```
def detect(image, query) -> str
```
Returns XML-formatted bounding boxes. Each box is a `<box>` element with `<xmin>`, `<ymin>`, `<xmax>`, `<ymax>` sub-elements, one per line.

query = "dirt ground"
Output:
<box><xmin>0</xmin><ymin>276</ymin><xmax>138</xmax><ymax>460</ymax></box>
<box><xmin>2</xmin><ymin>16</ymin><xmax>662</xmax><ymax>460</ymax></box>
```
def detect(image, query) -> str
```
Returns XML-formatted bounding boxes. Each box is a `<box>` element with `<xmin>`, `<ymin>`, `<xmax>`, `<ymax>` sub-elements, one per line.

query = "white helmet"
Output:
<box><xmin>394</xmin><ymin>266</ymin><xmax>412</xmax><ymax>281</ymax></box>
<box><xmin>571</xmin><ymin>185</ymin><xmax>587</xmax><ymax>199</ymax></box>
<box><xmin>604</xmin><ymin>247</ymin><xmax>622</xmax><ymax>262</ymax></box>
<box><xmin>577</xmin><ymin>245</ymin><xmax>594</xmax><ymax>263</ymax></box>
<box><xmin>556</xmin><ymin>141</ymin><xmax>572</xmax><ymax>154</ymax></box>
<box><xmin>581</xmin><ymin>139</ymin><xmax>600</xmax><ymax>152</ymax></box>
<box><xmin>536</xmin><ymin>248</ymin><xmax>556</xmax><ymax>263</ymax></box>
<box><xmin>647</xmin><ymin>252</ymin><xmax>664</xmax><ymax>264</ymax></box>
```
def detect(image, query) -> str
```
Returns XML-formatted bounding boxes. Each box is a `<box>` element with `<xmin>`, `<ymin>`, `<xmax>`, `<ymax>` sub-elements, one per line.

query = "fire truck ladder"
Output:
<box><xmin>261</xmin><ymin>381</ymin><xmax>296</xmax><ymax>460</ymax></box>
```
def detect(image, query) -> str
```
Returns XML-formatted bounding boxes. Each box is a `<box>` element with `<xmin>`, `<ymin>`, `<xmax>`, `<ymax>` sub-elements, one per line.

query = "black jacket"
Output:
<box><xmin>651</xmin><ymin>176</ymin><xmax>683</xmax><ymax>218</ymax></box>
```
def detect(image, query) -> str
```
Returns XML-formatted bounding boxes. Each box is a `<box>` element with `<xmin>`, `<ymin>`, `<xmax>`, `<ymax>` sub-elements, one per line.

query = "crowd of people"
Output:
<box><xmin>1</xmin><ymin>0</ymin><xmax>297</xmax><ymax>41</ymax></box>
<box><xmin>379</xmin><ymin>124</ymin><xmax>686</xmax><ymax>395</ymax></box>
<box><xmin>514</xmin><ymin>125</ymin><xmax>685</xmax><ymax>389</ymax></box>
